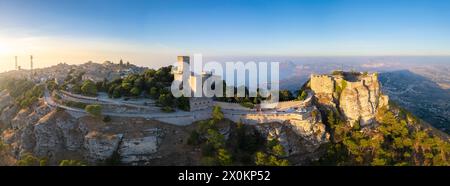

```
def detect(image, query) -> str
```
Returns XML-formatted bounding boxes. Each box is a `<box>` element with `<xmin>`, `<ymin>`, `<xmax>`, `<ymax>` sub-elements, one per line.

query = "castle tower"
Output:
<box><xmin>174</xmin><ymin>56</ymin><xmax>189</xmax><ymax>81</ymax></box>
<box><xmin>177</xmin><ymin>56</ymin><xmax>190</xmax><ymax>73</ymax></box>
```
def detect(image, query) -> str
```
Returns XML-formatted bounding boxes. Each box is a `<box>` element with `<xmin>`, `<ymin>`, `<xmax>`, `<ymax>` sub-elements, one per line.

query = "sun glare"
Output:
<box><xmin>0</xmin><ymin>43</ymin><xmax>8</xmax><ymax>55</ymax></box>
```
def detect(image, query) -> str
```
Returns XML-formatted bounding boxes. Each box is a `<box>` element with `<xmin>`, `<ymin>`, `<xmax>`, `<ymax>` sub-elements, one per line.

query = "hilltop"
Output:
<box><xmin>0</xmin><ymin>66</ymin><xmax>448</xmax><ymax>166</ymax></box>
<box><xmin>306</xmin><ymin>71</ymin><xmax>449</xmax><ymax>165</ymax></box>
<box><xmin>0</xmin><ymin>61</ymin><xmax>147</xmax><ymax>84</ymax></box>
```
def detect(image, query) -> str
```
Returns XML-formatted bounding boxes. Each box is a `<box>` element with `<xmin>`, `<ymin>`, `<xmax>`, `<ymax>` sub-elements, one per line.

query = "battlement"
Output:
<box><xmin>310</xmin><ymin>74</ymin><xmax>335</xmax><ymax>94</ymax></box>
<box><xmin>310</xmin><ymin>71</ymin><xmax>379</xmax><ymax>94</ymax></box>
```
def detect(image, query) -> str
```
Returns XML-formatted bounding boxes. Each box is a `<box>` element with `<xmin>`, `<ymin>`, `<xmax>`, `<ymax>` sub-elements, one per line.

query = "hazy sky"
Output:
<box><xmin>1</xmin><ymin>0</ymin><xmax>450</xmax><ymax>71</ymax></box>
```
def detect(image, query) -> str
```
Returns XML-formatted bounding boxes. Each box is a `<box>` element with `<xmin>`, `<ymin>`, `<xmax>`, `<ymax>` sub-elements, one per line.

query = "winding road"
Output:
<box><xmin>43</xmin><ymin>87</ymin><xmax>312</xmax><ymax>126</ymax></box>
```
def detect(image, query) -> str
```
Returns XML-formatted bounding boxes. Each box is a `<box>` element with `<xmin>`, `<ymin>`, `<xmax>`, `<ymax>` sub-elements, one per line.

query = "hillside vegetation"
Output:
<box><xmin>318</xmin><ymin>101</ymin><xmax>449</xmax><ymax>166</ymax></box>
<box><xmin>0</xmin><ymin>78</ymin><xmax>44</xmax><ymax>108</ymax></box>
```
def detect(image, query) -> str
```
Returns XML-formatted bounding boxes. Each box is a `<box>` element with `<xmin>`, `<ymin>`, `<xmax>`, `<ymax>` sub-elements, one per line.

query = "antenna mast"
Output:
<box><xmin>15</xmin><ymin>56</ymin><xmax>18</xmax><ymax>70</ymax></box>
<box><xmin>30</xmin><ymin>55</ymin><xmax>33</xmax><ymax>70</ymax></box>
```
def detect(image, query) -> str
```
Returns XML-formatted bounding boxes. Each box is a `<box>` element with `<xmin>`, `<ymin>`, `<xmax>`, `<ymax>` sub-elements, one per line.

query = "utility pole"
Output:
<box><xmin>15</xmin><ymin>56</ymin><xmax>18</xmax><ymax>70</ymax></box>
<box><xmin>30</xmin><ymin>55</ymin><xmax>33</xmax><ymax>71</ymax></box>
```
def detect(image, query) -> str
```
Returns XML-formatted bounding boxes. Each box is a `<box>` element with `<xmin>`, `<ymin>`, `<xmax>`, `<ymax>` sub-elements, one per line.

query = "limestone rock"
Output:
<box><xmin>119</xmin><ymin>136</ymin><xmax>159</xmax><ymax>163</ymax></box>
<box><xmin>311</xmin><ymin>72</ymin><xmax>389</xmax><ymax>126</ymax></box>
<box><xmin>83</xmin><ymin>132</ymin><xmax>123</xmax><ymax>163</ymax></box>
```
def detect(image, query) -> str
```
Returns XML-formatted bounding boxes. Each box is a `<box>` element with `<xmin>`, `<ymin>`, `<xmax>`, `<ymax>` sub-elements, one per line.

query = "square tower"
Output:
<box><xmin>177</xmin><ymin>56</ymin><xmax>190</xmax><ymax>73</ymax></box>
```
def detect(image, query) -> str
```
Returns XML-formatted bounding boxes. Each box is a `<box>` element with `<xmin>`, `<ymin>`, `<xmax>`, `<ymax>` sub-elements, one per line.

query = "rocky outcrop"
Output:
<box><xmin>254</xmin><ymin>107</ymin><xmax>328</xmax><ymax>156</ymax></box>
<box><xmin>310</xmin><ymin>72</ymin><xmax>389</xmax><ymax>126</ymax></box>
<box><xmin>339</xmin><ymin>77</ymin><xmax>389</xmax><ymax>126</ymax></box>
<box><xmin>83</xmin><ymin>132</ymin><xmax>122</xmax><ymax>163</ymax></box>
<box><xmin>0</xmin><ymin>93</ymin><xmax>165</xmax><ymax>165</ymax></box>
<box><xmin>118</xmin><ymin>128</ymin><xmax>163</xmax><ymax>164</ymax></box>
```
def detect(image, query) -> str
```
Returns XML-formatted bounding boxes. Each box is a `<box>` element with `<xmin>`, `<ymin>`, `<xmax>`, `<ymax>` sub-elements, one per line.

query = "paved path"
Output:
<box><xmin>44</xmin><ymin>88</ymin><xmax>311</xmax><ymax>126</ymax></box>
<box><xmin>44</xmin><ymin>89</ymin><xmax>199</xmax><ymax>125</ymax></box>
<box><xmin>59</xmin><ymin>90</ymin><xmax>155</xmax><ymax>109</ymax></box>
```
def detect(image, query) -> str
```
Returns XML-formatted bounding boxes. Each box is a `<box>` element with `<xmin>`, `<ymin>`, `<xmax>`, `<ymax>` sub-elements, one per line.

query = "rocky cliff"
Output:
<box><xmin>0</xmin><ymin>91</ymin><xmax>165</xmax><ymax>165</ymax></box>
<box><xmin>310</xmin><ymin>71</ymin><xmax>389</xmax><ymax>127</ymax></box>
<box><xmin>0</xmin><ymin>89</ymin><xmax>329</xmax><ymax>165</ymax></box>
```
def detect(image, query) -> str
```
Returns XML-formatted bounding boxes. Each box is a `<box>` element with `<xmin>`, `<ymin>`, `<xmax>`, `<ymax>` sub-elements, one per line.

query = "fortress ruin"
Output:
<box><xmin>310</xmin><ymin>71</ymin><xmax>389</xmax><ymax>126</ymax></box>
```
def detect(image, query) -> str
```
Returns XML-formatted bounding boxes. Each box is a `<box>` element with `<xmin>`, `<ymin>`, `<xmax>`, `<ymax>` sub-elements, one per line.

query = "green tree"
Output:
<box><xmin>112</xmin><ymin>86</ymin><xmax>122</xmax><ymax>98</ymax></box>
<box><xmin>72</xmin><ymin>84</ymin><xmax>82</xmax><ymax>94</ymax></box>
<box><xmin>255</xmin><ymin>152</ymin><xmax>269</xmax><ymax>166</ymax></box>
<box><xmin>149</xmin><ymin>87</ymin><xmax>159</xmax><ymax>99</ymax></box>
<box><xmin>217</xmin><ymin>148</ymin><xmax>233</xmax><ymax>166</ymax></box>
<box><xmin>121</xmin><ymin>82</ymin><xmax>132</xmax><ymax>92</ymax></box>
<box><xmin>85</xmin><ymin>104</ymin><xmax>102</xmax><ymax>117</ymax></box>
<box><xmin>255</xmin><ymin>151</ymin><xmax>288</xmax><ymax>166</ymax></box>
<box><xmin>177</xmin><ymin>96</ymin><xmax>190</xmax><ymax>111</ymax></box>
<box><xmin>207</xmin><ymin>129</ymin><xmax>225</xmax><ymax>149</ymax></box>
<box><xmin>212</xmin><ymin>106</ymin><xmax>224</xmax><ymax>121</ymax></box>
<box><xmin>271</xmin><ymin>144</ymin><xmax>286</xmax><ymax>157</ymax></box>
<box><xmin>158</xmin><ymin>93</ymin><xmax>174</xmax><ymax>107</ymax></box>
<box><xmin>297</xmin><ymin>90</ymin><xmax>307</xmax><ymax>100</ymax></box>
<box><xmin>130</xmin><ymin>87</ymin><xmax>141</xmax><ymax>96</ymax></box>
<box><xmin>279</xmin><ymin>90</ymin><xmax>293</xmax><ymax>101</ymax></box>
<box><xmin>187</xmin><ymin>130</ymin><xmax>201</xmax><ymax>146</ymax></box>
<box><xmin>81</xmin><ymin>80</ymin><xmax>97</xmax><ymax>96</ymax></box>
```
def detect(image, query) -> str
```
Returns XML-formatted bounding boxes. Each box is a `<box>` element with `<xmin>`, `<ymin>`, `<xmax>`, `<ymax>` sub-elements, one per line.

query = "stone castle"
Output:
<box><xmin>310</xmin><ymin>71</ymin><xmax>389</xmax><ymax>126</ymax></box>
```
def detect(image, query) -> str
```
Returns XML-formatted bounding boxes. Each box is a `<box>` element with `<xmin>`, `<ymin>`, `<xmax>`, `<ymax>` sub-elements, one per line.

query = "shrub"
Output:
<box><xmin>297</xmin><ymin>91</ymin><xmax>307</xmax><ymax>100</ymax></box>
<box><xmin>64</xmin><ymin>101</ymin><xmax>87</xmax><ymax>109</ymax></box>
<box><xmin>85</xmin><ymin>104</ymin><xmax>102</xmax><ymax>117</ymax></box>
<box><xmin>217</xmin><ymin>148</ymin><xmax>232</xmax><ymax>166</ymax></box>
<box><xmin>130</xmin><ymin>87</ymin><xmax>141</xmax><ymax>96</ymax></box>
<box><xmin>59</xmin><ymin>160</ymin><xmax>86</xmax><ymax>166</ymax></box>
<box><xmin>240</xmin><ymin>101</ymin><xmax>254</xmax><ymax>109</ymax></box>
<box><xmin>103</xmin><ymin>115</ymin><xmax>112</xmax><ymax>122</ymax></box>
<box><xmin>17</xmin><ymin>153</ymin><xmax>41</xmax><ymax>166</ymax></box>
<box><xmin>201</xmin><ymin>157</ymin><xmax>218</xmax><ymax>166</ymax></box>
<box><xmin>161</xmin><ymin>106</ymin><xmax>174</xmax><ymax>112</ymax></box>
<box><xmin>72</xmin><ymin>84</ymin><xmax>82</xmax><ymax>94</ymax></box>
<box><xmin>311</xmin><ymin>110</ymin><xmax>319</xmax><ymax>119</ymax></box>
<box><xmin>187</xmin><ymin>130</ymin><xmax>201</xmax><ymax>146</ymax></box>
<box><xmin>212</xmin><ymin>106</ymin><xmax>224</xmax><ymax>121</ymax></box>
<box><xmin>279</xmin><ymin>90</ymin><xmax>294</xmax><ymax>101</ymax></box>
<box><xmin>201</xmin><ymin>143</ymin><xmax>216</xmax><ymax>157</ymax></box>
<box><xmin>177</xmin><ymin>96</ymin><xmax>190</xmax><ymax>111</ymax></box>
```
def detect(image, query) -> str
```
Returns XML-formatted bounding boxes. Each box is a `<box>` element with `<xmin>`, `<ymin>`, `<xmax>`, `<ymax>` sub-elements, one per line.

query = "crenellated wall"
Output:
<box><xmin>310</xmin><ymin>74</ymin><xmax>335</xmax><ymax>94</ymax></box>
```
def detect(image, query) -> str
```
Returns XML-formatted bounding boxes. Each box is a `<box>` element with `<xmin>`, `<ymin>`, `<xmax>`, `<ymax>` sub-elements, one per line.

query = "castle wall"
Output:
<box><xmin>223</xmin><ymin>112</ymin><xmax>305</xmax><ymax>125</ymax></box>
<box><xmin>214</xmin><ymin>101</ymin><xmax>252</xmax><ymax>111</ymax></box>
<box><xmin>190</xmin><ymin>97</ymin><xmax>214</xmax><ymax>111</ymax></box>
<box><xmin>310</xmin><ymin>75</ymin><xmax>335</xmax><ymax>94</ymax></box>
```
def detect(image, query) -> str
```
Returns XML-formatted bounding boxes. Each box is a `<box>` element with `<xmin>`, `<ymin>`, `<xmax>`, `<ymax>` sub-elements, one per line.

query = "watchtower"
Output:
<box><xmin>14</xmin><ymin>56</ymin><xmax>18</xmax><ymax>70</ymax></box>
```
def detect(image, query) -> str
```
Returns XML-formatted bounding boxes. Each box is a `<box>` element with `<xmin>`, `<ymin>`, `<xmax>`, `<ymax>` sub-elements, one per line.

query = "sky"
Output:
<box><xmin>1</xmin><ymin>0</ymin><xmax>450</xmax><ymax>71</ymax></box>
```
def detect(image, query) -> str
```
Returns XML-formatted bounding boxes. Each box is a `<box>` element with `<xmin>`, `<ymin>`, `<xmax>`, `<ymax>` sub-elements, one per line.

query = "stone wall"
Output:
<box><xmin>223</xmin><ymin>112</ymin><xmax>306</xmax><ymax>125</ymax></box>
<box><xmin>190</xmin><ymin>97</ymin><xmax>214</xmax><ymax>111</ymax></box>
<box><xmin>213</xmin><ymin>101</ymin><xmax>252</xmax><ymax>111</ymax></box>
<box><xmin>310</xmin><ymin>75</ymin><xmax>335</xmax><ymax>94</ymax></box>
